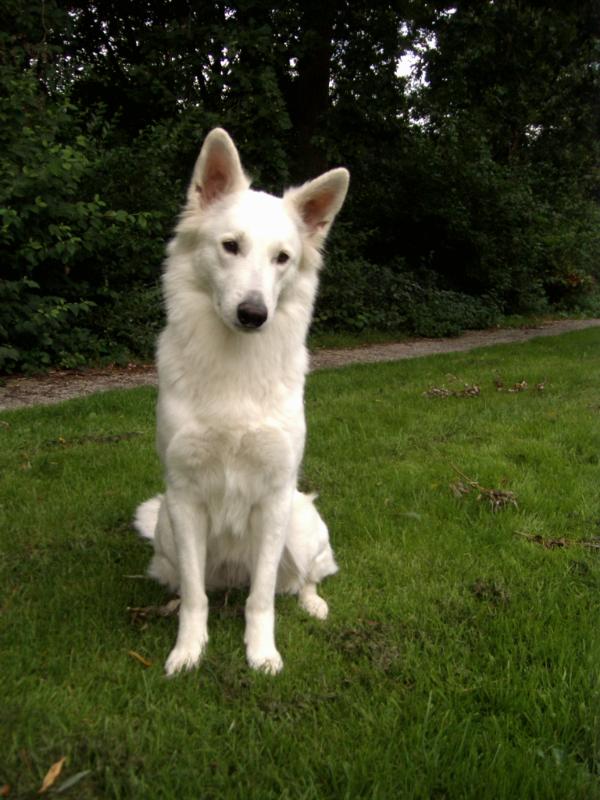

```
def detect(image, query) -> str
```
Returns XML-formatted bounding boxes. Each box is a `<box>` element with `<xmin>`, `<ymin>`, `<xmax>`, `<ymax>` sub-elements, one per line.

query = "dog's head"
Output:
<box><xmin>175</xmin><ymin>128</ymin><xmax>349</xmax><ymax>333</ymax></box>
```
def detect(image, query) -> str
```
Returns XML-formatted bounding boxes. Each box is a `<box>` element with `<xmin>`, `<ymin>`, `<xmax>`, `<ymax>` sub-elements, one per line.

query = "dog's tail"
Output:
<box><xmin>133</xmin><ymin>495</ymin><xmax>163</xmax><ymax>540</ymax></box>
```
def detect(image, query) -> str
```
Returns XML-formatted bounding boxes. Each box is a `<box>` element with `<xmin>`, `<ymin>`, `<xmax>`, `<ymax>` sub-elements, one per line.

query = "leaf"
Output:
<box><xmin>508</xmin><ymin>380</ymin><xmax>528</xmax><ymax>393</ymax></box>
<box><xmin>516</xmin><ymin>531</ymin><xmax>600</xmax><ymax>550</ymax></box>
<box><xmin>424</xmin><ymin>383</ymin><xmax>480</xmax><ymax>399</ymax></box>
<box><xmin>582</xmin><ymin>538</ymin><xmax>600</xmax><ymax>550</ymax></box>
<box><xmin>450</xmin><ymin>465</ymin><xmax>517</xmax><ymax>511</ymax></box>
<box><xmin>450</xmin><ymin>481</ymin><xmax>472</xmax><ymax>498</ymax></box>
<box><xmin>127</xmin><ymin>597</ymin><xmax>180</xmax><ymax>625</ymax></box>
<box><xmin>0</xmin><ymin>785</ymin><xmax>10</xmax><ymax>797</ymax></box>
<box><xmin>38</xmin><ymin>757</ymin><xmax>66</xmax><ymax>794</ymax></box>
<box><xmin>399</xmin><ymin>511</ymin><xmax>422</xmax><ymax>520</ymax></box>
<box><xmin>424</xmin><ymin>386</ymin><xmax>452</xmax><ymax>398</ymax></box>
<box><xmin>128</xmin><ymin>650</ymin><xmax>152</xmax><ymax>668</ymax></box>
<box><xmin>55</xmin><ymin>770</ymin><xmax>92</xmax><ymax>793</ymax></box>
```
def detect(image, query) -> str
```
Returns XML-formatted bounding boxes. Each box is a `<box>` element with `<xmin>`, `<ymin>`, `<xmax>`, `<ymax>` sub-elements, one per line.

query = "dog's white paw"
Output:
<box><xmin>300</xmin><ymin>593</ymin><xmax>329</xmax><ymax>620</ymax></box>
<box><xmin>164</xmin><ymin>640</ymin><xmax>206</xmax><ymax>676</ymax></box>
<box><xmin>247</xmin><ymin>649</ymin><xmax>283</xmax><ymax>675</ymax></box>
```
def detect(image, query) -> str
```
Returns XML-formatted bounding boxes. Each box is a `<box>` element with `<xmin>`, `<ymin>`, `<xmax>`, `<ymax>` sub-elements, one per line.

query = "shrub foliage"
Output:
<box><xmin>1</xmin><ymin>1</ymin><xmax>598</xmax><ymax>372</ymax></box>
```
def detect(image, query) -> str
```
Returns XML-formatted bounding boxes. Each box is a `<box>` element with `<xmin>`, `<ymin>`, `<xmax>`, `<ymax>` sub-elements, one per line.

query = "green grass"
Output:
<box><xmin>1</xmin><ymin>329</ymin><xmax>600</xmax><ymax>799</ymax></box>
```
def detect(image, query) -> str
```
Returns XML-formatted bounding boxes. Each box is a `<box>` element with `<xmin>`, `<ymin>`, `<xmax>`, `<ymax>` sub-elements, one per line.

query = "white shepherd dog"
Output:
<box><xmin>134</xmin><ymin>128</ymin><xmax>349</xmax><ymax>675</ymax></box>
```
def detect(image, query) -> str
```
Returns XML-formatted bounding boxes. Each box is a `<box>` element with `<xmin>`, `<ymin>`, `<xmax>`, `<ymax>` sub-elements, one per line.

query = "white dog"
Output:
<box><xmin>134</xmin><ymin>128</ymin><xmax>349</xmax><ymax>675</ymax></box>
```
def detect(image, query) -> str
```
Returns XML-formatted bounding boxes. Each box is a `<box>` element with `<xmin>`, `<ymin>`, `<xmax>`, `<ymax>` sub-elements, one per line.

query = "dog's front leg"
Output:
<box><xmin>164</xmin><ymin>488</ymin><xmax>209</xmax><ymax>676</ymax></box>
<box><xmin>245</xmin><ymin>489</ymin><xmax>292</xmax><ymax>674</ymax></box>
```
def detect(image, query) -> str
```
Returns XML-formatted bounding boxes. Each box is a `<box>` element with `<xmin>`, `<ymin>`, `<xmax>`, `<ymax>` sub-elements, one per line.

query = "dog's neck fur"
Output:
<box><xmin>158</xmin><ymin>247</ymin><xmax>320</xmax><ymax>406</ymax></box>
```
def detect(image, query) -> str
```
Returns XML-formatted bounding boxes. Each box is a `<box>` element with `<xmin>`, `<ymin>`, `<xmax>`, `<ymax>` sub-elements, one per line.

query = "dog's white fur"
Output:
<box><xmin>134</xmin><ymin>128</ymin><xmax>349</xmax><ymax>675</ymax></box>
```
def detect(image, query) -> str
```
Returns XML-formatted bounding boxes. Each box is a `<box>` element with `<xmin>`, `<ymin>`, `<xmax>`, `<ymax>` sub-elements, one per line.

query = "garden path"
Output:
<box><xmin>1</xmin><ymin>318</ymin><xmax>599</xmax><ymax>412</ymax></box>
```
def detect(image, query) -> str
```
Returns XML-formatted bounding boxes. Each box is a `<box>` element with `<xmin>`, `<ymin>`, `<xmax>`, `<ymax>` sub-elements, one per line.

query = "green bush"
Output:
<box><xmin>407</xmin><ymin>288</ymin><xmax>501</xmax><ymax>337</ymax></box>
<box><xmin>0</xmin><ymin>0</ymin><xmax>597</xmax><ymax>373</ymax></box>
<box><xmin>315</xmin><ymin>222</ymin><xmax>501</xmax><ymax>337</ymax></box>
<box><xmin>0</xmin><ymin>278</ymin><xmax>98</xmax><ymax>372</ymax></box>
<box><xmin>0</xmin><ymin>69</ymin><xmax>166</xmax><ymax>372</ymax></box>
<box><xmin>93</xmin><ymin>283</ymin><xmax>164</xmax><ymax>363</ymax></box>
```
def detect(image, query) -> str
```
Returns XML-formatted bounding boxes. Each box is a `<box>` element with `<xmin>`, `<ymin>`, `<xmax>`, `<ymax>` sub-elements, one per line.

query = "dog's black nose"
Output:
<box><xmin>237</xmin><ymin>294</ymin><xmax>268</xmax><ymax>329</ymax></box>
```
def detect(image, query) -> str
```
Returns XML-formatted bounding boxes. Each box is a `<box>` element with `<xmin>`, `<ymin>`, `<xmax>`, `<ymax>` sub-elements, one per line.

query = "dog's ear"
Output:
<box><xmin>188</xmin><ymin>128</ymin><xmax>250</xmax><ymax>209</ymax></box>
<box><xmin>284</xmin><ymin>168</ymin><xmax>350</xmax><ymax>248</ymax></box>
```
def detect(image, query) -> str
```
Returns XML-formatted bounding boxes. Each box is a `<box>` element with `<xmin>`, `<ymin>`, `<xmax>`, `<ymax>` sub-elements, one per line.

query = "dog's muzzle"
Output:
<box><xmin>236</xmin><ymin>293</ymin><xmax>268</xmax><ymax>330</ymax></box>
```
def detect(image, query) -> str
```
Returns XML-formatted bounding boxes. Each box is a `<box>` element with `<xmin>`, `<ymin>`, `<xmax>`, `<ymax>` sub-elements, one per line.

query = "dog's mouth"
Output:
<box><xmin>234</xmin><ymin>321</ymin><xmax>266</xmax><ymax>333</ymax></box>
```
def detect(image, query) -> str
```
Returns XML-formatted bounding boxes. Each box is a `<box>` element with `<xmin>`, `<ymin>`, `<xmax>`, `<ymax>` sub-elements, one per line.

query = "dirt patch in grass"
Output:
<box><xmin>326</xmin><ymin>619</ymin><xmax>405</xmax><ymax>674</ymax></box>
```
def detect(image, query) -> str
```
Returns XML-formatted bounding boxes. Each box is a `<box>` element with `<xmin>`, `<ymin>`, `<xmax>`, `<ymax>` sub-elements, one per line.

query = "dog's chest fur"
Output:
<box><xmin>156</xmin><ymin>299</ymin><xmax>311</xmax><ymax>539</ymax></box>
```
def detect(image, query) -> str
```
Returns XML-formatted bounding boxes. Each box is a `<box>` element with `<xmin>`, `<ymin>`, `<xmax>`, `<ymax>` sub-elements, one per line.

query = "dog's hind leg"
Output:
<box><xmin>146</xmin><ymin>497</ymin><xmax>180</xmax><ymax>591</ymax></box>
<box><xmin>134</xmin><ymin>495</ymin><xmax>180</xmax><ymax>591</ymax></box>
<box><xmin>281</xmin><ymin>492</ymin><xmax>338</xmax><ymax>619</ymax></box>
<box><xmin>133</xmin><ymin>495</ymin><xmax>162</xmax><ymax>540</ymax></box>
<box><xmin>298</xmin><ymin>582</ymin><xmax>329</xmax><ymax>620</ymax></box>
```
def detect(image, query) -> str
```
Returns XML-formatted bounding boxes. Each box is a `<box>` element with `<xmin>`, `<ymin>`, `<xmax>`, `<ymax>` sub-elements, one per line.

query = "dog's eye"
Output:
<box><xmin>222</xmin><ymin>240</ymin><xmax>239</xmax><ymax>255</ymax></box>
<box><xmin>276</xmin><ymin>251</ymin><xmax>289</xmax><ymax>265</ymax></box>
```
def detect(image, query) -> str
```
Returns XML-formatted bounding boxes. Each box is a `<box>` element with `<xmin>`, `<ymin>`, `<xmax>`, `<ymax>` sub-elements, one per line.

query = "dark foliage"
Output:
<box><xmin>1</xmin><ymin>0</ymin><xmax>598</xmax><ymax>372</ymax></box>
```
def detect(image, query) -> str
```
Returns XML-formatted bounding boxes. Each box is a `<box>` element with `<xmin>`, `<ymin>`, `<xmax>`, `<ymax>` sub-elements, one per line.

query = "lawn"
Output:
<box><xmin>1</xmin><ymin>329</ymin><xmax>599</xmax><ymax>799</ymax></box>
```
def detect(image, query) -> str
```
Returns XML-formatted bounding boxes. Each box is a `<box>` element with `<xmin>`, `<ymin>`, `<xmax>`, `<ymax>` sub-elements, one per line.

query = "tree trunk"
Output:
<box><xmin>290</xmin><ymin>1</ymin><xmax>336</xmax><ymax>180</ymax></box>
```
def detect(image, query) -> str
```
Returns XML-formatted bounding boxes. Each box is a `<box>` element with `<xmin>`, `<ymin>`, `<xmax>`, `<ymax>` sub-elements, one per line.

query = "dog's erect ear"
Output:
<box><xmin>188</xmin><ymin>128</ymin><xmax>250</xmax><ymax>209</ymax></box>
<box><xmin>284</xmin><ymin>168</ymin><xmax>350</xmax><ymax>248</ymax></box>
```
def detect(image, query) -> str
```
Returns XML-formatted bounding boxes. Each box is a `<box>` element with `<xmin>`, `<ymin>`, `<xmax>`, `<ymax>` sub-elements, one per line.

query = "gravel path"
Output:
<box><xmin>1</xmin><ymin>318</ymin><xmax>599</xmax><ymax>412</ymax></box>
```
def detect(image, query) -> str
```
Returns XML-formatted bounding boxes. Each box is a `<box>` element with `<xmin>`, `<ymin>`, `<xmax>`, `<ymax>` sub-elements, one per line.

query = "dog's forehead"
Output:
<box><xmin>219</xmin><ymin>190</ymin><xmax>299</xmax><ymax>243</ymax></box>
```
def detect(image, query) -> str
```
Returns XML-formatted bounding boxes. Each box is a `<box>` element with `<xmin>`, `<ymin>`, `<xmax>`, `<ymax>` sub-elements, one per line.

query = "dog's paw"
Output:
<box><xmin>299</xmin><ymin>592</ymin><xmax>329</xmax><ymax>620</ymax></box>
<box><xmin>247</xmin><ymin>649</ymin><xmax>283</xmax><ymax>675</ymax></box>
<box><xmin>164</xmin><ymin>641</ymin><xmax>206</xmax><ymax>676</ymax></box>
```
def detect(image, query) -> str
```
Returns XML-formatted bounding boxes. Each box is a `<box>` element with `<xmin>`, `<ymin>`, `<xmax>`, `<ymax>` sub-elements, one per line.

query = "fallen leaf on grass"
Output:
<box><xmin>495</xmin><ymin>376</ymin><xmax>546</xmax><ymax>393</ymax></box>
<box><xmin>398</xmin><ymin>510</ymin><xmax>422</xmax><ymax>521</ymax></box>
<box><xmin>47</xmin><ymin>431</ymin><xmax>142</xmax><ymax>448</ymax></box>
<box><xmin>450</xmin><ymin>465</ymin><xmax>517</xmax><ymax>512</ymax></box>
<box><xmin>424</xmin><ymin>386</ymin><xmax>452</xmax><ymax>398</ymax></box>
<box><xmin>582</xmin><ymin>538</ymin><xmax>600</xmax><ymax>550</ymax></box>
<box><xmin>480</xmin><ymin>487</ymin><xmax>519</xmax><ymax>512</ymax></box>
<box><xmin>427</xmin><ymin>375</ymin><xmax>545</xmax><ymax>398</ymax></box>
<box><xmin>508</xmin><ymin>380</ymin><xmax>528</xmax><ymax>393</ymax></box>
<box><xmin>450</xmin><ymin>481</ymin><xmax>471</xmax><ymax>498</ymax></box>
<box><xmin>38</xmin><ymin>757</ymin><xmax>66</xmax><ymax>794</ymax></box>
<box><xmin>516</xmin><ymin>531</ymin><xmax>600</xmax><ymax>550</ymax></box>
<box><xmin>424</xmin><ymin>383</ymin><xmax>480</xmax><ymax>398</ymax></box>
<box><xmin>55</xmin><ymin>770</ymin><xmax>92</xmax><ymax>794</ymax></box>
<box><xmin>127</xmin><ymin>597</ymin><xmax>180</xmax><ymax>624</ymax></box>
<box><xmin>516</xmin><ymin>532</ymin><xmax>567</xmax><ymax>549</ymax></box>
<box><xmin>128</xmin><ymin>650</ymin><xmax>152</xmax><ymax>668</ymax></box>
